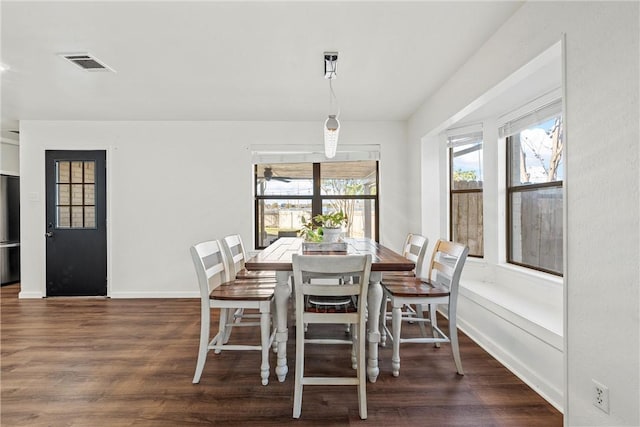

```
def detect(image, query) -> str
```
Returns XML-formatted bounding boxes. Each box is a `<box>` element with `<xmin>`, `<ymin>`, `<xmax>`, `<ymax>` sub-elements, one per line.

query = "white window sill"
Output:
<box><xmin>496</xmin><ymin>262</ymin><xmax>563</xmax><ymax>286</ymax></box>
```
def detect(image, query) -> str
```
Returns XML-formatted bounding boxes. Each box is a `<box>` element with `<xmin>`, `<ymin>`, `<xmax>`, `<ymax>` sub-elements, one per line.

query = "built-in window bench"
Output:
<box><xmin>440</xmin><ymin>260</ymin><xmax>564</xmax><ymax>412</ymax></box>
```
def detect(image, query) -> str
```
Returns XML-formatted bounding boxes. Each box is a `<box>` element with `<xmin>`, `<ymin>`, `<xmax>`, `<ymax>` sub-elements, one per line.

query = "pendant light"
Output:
<box><xmin>324</xmin><ymin>52</ymin><xmax>340</xmax><ymax>159</ymax></box>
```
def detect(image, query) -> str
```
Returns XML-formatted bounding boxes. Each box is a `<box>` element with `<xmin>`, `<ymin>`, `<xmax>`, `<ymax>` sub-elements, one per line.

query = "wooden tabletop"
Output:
<box><xmin>245</xmin><ymin>237</ymin><xmax>415</xmax><ymax>272</ymax></box>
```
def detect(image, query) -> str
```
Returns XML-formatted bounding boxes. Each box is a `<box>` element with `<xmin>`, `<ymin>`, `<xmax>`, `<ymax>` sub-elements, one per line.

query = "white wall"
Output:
<box><xmin>1</xmin><ymin>139</ymin><xmax>20</xmax><ymax>175</ymax></box>
<box><xmin>19</xmin><ymin>120</ymin><xmax>408</xmax><ymax>298</ymax></box>
<box><xmin>409</xmin><ymin>2</ymin><xmax>639</xmax><ymax>426</ymax></box>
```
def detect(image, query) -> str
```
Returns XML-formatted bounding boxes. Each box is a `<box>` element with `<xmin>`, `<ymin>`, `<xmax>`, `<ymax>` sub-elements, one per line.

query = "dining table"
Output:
<box><xmin>244</xmin><ymin>237</ymin><xmax>415</xmax><ymax>383</ymax></box>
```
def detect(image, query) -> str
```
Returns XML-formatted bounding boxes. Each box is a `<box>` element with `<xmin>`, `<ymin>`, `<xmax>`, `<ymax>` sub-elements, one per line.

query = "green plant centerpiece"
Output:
<box><xmin>298</xmin><ymin>211</ymin><xmax>348</xmax><ymax>243</ymax></box>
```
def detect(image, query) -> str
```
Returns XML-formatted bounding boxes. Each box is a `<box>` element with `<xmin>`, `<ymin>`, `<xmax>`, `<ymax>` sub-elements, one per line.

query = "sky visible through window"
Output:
<box><xmin>453</xmin><ymin>116</ymin><xmax>563</xmax><ymax>184</ymax></box>
<box><xmin>519</xmin><ymin>117</ymin><xmax>563</xmax><ymax>183</ymax></box>
<box><xmin>453</xmin><ymin>142</ymin><xmax>483</xmax><ymax>182</ymax></box>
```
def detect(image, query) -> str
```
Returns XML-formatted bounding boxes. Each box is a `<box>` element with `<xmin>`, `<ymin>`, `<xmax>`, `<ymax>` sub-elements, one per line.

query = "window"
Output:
<box><xmin>254</xmin><ymin>161</ymin><xmax>378</xmax><ymax>248</ymax></box>
<box><xmin>55</xmin><ymin>160</ymin><xmax>96</xmax><ymax>229</ymax></box>
<box><xmin>505</xmin><ymin>102</ymin><xmax>563</xmax><ymax>275</ymax></box>
<box><xmin>449</xmin><ymin>130</ymin><xmax>483</xmax><ymax>257</ymax></box>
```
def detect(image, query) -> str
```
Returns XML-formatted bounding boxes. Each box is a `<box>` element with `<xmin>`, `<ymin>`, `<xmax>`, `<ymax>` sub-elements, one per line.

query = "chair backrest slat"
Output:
<box><xmin>301</xmin><ymin>283</ymin><xmax>361</xmax><ymax>297</ymax></box>
<box><xmin>293</xmin><ymin>254</ymin><xmax>372</xmax><ymax>300</ymax></box>
<box><xmin>402</xmin><ymin>234</ymin><xmax>428</xmax><ymax>276</ymax></box>
<box><xmin>190</xmin><ymin>240</ymin><xmax>230</xmax><ymax>298</ymax></box>
<box><xmin>431</xmin><ymin>259</ymin><xmax>455</xmax><ymax>279</ymax></box>
<box><xmin>222</xmin><ymin>234</ymin><xmax>248</xmax><ymax>276</ymax></box>
<box><xmin>427</xmin><ymin>239</ymin><xmax>469</xmax><ymax>294</ymax></box>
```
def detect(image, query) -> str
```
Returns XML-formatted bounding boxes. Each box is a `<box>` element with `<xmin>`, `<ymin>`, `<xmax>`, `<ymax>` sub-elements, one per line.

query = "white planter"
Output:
<box><xmin>322</xmin><ymin>228</ymin><xmax>342</xmax><ymax>243</ymax></box>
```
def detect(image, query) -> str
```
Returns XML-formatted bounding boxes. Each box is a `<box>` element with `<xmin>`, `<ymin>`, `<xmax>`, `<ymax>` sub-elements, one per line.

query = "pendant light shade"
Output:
<box><xmin>324</xmin><ymin>114</ymin><xmax>340</xmax><ymax>158</ymax></box>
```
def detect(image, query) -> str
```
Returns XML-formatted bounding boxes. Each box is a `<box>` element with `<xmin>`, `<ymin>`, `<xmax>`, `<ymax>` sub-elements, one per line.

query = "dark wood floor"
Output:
<box><xmin>1</xmin><ymin>284</ymin><xmax>561</xmax><ymax>426</ymax></box>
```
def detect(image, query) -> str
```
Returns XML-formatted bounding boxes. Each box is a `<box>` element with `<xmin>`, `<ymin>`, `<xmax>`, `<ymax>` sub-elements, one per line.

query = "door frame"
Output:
<box><xmin>42</xmin><ymin>147</ymin><xmax>111</xmax><ymax>297</ymax></box>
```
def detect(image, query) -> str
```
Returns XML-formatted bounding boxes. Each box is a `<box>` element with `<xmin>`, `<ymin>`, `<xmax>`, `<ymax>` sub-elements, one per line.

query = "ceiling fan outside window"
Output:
<box><xmin>262</xmin><ymin>167</ymin><xmax>292</xmax><ymax>183</ymax></box>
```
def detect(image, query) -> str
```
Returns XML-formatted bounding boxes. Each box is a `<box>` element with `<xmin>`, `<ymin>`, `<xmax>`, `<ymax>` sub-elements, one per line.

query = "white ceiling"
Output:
<box><xmin>0</xmin><ymin>1</ymin><xmax>525</xmax><ymax>134</ymax></box>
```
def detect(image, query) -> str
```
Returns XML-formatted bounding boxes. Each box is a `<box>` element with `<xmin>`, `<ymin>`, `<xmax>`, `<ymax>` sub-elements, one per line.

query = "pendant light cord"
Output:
<box><xmin>328</xmin><ymin>78</ymin><xmax>340</xmax><ymax>118</ymax></box>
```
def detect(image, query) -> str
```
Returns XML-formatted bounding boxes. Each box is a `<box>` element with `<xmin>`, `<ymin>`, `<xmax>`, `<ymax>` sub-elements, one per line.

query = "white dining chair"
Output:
<box><xmin>221</xmin><ymin>234</ymin><xmax>277</xmax><ymax>325</ymax></box>
<box><xmin>384</xmin><ymin>233</ymin><xmax>429</xmax><ymax>278</ymax></box>
<box><xmin>381</xmin><ymin>239</ymin><xmax>469</xmax><ymax>377</ymax></box>
<box><xmin>292</xmin><ymin>254</ymin><xmax>372</xmax><ymax>420</ymax></box>
<box><xmin>190</xmin><ymin>239</ymin><xmax>276</xmax><ymax>385</ymax></box>
<box><xmin>222</xmin><ymin>234</ymin><xmax>276</xmax><ymax>280</ymax></box>
<box><xmin>380</xmin><ymin>233</ymin><xmax>429</xmax><ymax>344</ymax></box>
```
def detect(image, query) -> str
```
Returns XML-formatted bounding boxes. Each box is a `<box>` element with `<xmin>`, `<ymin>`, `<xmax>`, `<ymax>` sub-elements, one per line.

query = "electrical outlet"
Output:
<box><xmin>593</xmin><ymin>379</ymin><xmax>609</xmax><ymax>413</ymax></box>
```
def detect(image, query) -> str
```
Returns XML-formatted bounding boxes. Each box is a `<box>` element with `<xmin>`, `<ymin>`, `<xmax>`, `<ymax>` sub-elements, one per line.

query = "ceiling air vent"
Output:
<box><xmin>58</xmin><ymin>53</ymin><xmax>114</xmax><ymax>72</ymax></box>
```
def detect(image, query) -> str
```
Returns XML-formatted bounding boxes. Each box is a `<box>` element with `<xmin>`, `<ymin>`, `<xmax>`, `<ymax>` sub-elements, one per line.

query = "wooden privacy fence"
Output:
<box><xmin>451</xmin><ymin>181</ymin><xmax>483</xmax><ymax>257</ymax></box>
<box><xmin>452</xmin><ymin>181</ymin><xmax>562</xmax><ymax>274</ymax></box>
<box><xmin>516</xmin><ymin>189</ymin><xmax>563</xmax><ymax>274</ymax></box>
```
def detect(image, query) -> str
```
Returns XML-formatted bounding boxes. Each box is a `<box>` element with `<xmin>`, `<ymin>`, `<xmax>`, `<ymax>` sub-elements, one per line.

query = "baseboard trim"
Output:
<box><xmin>109</xmin><ymin>291</ymin><xmax>200</xmax><ymax>299</ymax></box>
<box><xmin>18</xmin><ymin>291</ymin><xmax>45</xmax><ymax>299</ymax></box>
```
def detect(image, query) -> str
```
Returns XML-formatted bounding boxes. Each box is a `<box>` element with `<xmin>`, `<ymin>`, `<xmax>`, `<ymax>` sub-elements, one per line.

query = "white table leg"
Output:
<box><xmin>367</xmin><ymin>271</ymin><xmax>382</xmax><ymax>383</ymax></box>
<box><xmin>274</xmin><ymin>270</ymin><xmax>291</xmax><ymax>382</ymax></box>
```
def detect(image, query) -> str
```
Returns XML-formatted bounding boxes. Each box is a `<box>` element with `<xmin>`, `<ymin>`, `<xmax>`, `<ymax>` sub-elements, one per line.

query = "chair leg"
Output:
<box><xmin>293</xmin><ymin>315</ymin><xmax>305</xmax><ymax>418</ymax></box>
<box><xmin>271</xmin><ymin>299</ymin><xmax>278</xmax><ymax>353</ymax></box>
<box><xmin>430</xmin><ymin>304</ymin><xmax>441</xmax><ymax>348</ymax></box>
<box><xmin>193</xmin><ymin>305</ymin><xmax>210</xmax><ymax>384</ymax></box>
<box><xmin>380</xmin><ymin>295</ymin><xmax>388</xmax><ymax>347</ymax></box>
<box><xmin>215</xmin><ymin>308</ymin><xmax>228</xmax><ymax>353</ymax></box>
<box><xmin>260</xmin><ymin>309</ymin><xmax>271</xmax><ymax>386</ymax></box>
<box><xmin>222</xmin><ymin>308</ymin><xmax>235</xmax><ymax>344</ymax></box>
<box><xmin>391</xmin><ymin>304</ymin><xmax>402</xmax><ymax>377</ymax></box>
<box><xmin>449</xmin><ymin>312</ymin><xmax>464</xmax><ymax>375</ymax></box>
<box><xmin>351</xmin><ymin>323</ymin><xmax>357</xmax><ymax>369</ymax></box>
<box><xmin>415</xmin><ymin>303</ymin><xmax>427</xmax><ymax>337</ymax></box>
<box><xmin>357</xmin><ymin>320</ymin><xmax>367</xmax><ymax>420</ymax></box>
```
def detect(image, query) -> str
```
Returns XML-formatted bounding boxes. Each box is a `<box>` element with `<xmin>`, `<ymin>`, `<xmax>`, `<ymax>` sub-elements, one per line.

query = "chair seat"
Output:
<box><xmin>235</xmin><ymin>269</ymin><xmax>276</xmax><ymax>279</ymax></box>
<box><xmin>231</xmin><ymin>278</ymin><xmax>277</xmax><ymax>287</ymax></box>
<box><xmin>382</xmin><ymin>271</ymin><xmax>416</xmax><ymax>279</ymax></box>
<box><xmin>382</xmin><ymin>277</ymin><xmax>449</xmax><ymax>297</ymax></box>
<box><xmin>211</xmin><ymin>281</ymin><xmax>275</xmax><ymax>301</ymax></box>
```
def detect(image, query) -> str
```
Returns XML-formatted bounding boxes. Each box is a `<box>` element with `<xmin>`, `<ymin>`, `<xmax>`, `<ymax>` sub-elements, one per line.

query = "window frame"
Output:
<box><xmin>448</xmin><ymin>133</ymin><xmax>484</xmax><ymax>258</ymax></box>
<box><xmin>505</xmin><ymin>120</ymin><xmax>563</xmax><ymax>276</ymax></box>
<box><xmin>254</xmin><ymin>162</ymin><xmax>379</xmax><ymax>249</ymax></box>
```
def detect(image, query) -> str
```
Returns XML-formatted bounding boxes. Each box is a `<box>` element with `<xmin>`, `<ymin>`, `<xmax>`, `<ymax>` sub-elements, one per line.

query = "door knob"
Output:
<box><xmin>45</xmin><ymin>231</ymin><xmax>54</xmax><ymax>238</ymax></box>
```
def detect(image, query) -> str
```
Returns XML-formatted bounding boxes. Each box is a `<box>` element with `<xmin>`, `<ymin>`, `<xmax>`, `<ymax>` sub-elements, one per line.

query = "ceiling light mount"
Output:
<box><xmin>324</xmin><ymin>52</ymin><xmax>338</xmax><ymax>79</ymax></box>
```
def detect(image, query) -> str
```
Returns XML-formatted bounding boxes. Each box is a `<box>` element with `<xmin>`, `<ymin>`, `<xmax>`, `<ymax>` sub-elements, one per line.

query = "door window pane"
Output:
<box><xmin>84</xmin><ymin>207</ymin><xmax>96</xmax><ymax>228</ymax></box>
<box><xmin>84</xmin><ymin>161</ymin><xmax>95</xmax><ymax>183</ymax></box>
<box><xmin>71</xmin><ymin>161</ymin><xmax>83</xmax><ymax>183</ymax></box>
<box><xmin>84</xmin><ymin>185</ymin><xmax>95</xmax><ymax>205</ymax></box>
<box><xmin>71</xmin><ymin>184</ymin><xmax>84</xmax><ymax>205</ymax></box>
<box><xmin>57</xmin><ymin>207</ymin><xmax>71</xmax><ymax>228</ymax></box>
<box><xmin>71</xmin><ymin>207</ymin><xmax>84</xmax><ymax>228</ymax></box>
<box><xmin>58</xmin><ymin>161</ymin><xmax>70</xmax><ymax>183</ymax></box>
<box><xmin>57</xmin><ymin>184</ymin><xmax>70</xmax><ymax>205</ymax></box>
